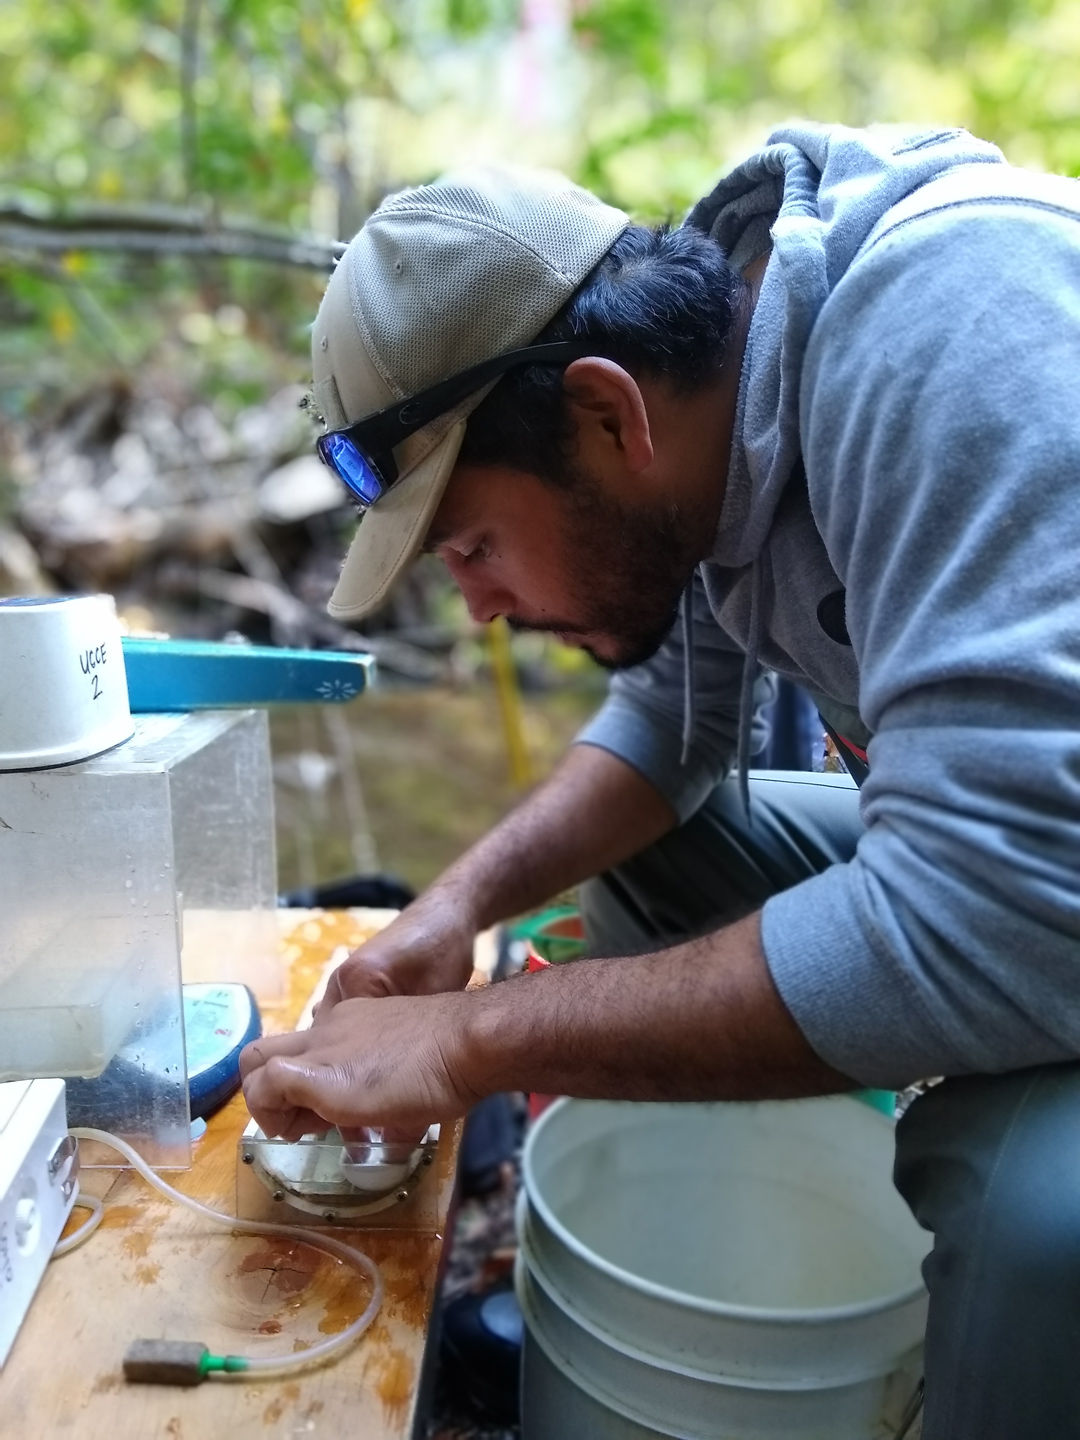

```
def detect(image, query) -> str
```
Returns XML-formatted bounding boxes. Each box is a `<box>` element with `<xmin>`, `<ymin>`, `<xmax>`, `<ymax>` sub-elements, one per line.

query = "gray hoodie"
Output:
<box><xmin>577</xmin><ymin>123</ymin><xmax>1080</xmax><ymax>1089</ymax></box>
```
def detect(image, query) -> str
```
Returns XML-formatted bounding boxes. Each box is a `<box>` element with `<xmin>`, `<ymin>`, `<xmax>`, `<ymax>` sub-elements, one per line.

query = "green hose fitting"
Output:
<box><xmin>200</xmin><ymin>1353</ymin><xmax>250</xmax><ymax>1376</ymax></box>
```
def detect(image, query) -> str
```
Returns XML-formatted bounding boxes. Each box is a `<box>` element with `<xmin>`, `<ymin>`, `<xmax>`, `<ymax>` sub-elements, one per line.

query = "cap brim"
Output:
<box><xmin>328</xmin><ymin>418</ymin><xmax>466</xmax><ymax>622</ymax></box>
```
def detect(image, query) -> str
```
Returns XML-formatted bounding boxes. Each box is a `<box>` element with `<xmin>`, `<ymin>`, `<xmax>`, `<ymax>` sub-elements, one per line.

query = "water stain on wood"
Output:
<box><xmin>317</xmin><ymin>1295</ymin><xmax>358</xmax><ymax>1335</ymax></box>
<box><xmin>386</xmin><ymin>1278</ymin><xmax>427</xmax><ymax>1328</ymax></box>
<box><xmin>315</xmin><ymin>1263</ymin><xmax>374</xmax><ymax>1335</ymax></box>
<box><xmin>60</xmin><ymin>1207</ymin><xmax>93</xmax><ymax>1243</ymax></box>
<box><xmin>135</xmin><ymin>1262</ymin><xmax>161</xmax><ymax>1286</ymax></box>
<box><xmin>371</xmin><ymin>1347</ymin><xmax>415</xmax><ymax>1428</ymax></box>
<box><xmin>100</xmin><ymin>1205</ymin><xmax>147</xmax><ymax>1230</ymax></box>
<box><xmin>123</xmin><ymin>1231</ymin><xmax>152</xmax><ymax>1260</ymax></box>
<box><xmin>262</xmin><ymin>1380</ymin><xmax>303</xmax><ymax>1425</ymax></box>
<box><xmin>352</xmin><ymin>1234</ymin><xmax>438</xmax><ymax>1331</ymax></box>
<box><xmin>235</xmin><ymin>1239</ymin><xmax>322</xmax><ymax>1305</ymax></box>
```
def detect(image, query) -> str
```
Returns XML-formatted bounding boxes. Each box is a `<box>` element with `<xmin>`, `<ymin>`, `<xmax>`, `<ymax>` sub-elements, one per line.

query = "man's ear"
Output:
<box><xmin>562</xmin><ymin>357</ymin><xmax>653</xmax><ymax>474</ymax></box>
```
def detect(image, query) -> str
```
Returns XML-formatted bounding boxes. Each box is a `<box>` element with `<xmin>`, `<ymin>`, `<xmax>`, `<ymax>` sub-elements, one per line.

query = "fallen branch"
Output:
<box><xmin>0</xmin><ymin>198</ymin><xmax>345</xmax><ymax>271</ymax></box>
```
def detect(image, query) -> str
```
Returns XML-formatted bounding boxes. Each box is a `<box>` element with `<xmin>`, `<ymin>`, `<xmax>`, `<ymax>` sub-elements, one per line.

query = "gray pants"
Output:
<box><xmin>580</xmin><ymin>771</ymin><xmax>1080</xmax><ymax>1440</ymax></box>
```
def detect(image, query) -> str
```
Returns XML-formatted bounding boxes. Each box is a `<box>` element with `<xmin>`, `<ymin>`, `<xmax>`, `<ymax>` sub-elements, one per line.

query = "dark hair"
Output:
<box><xmin>457</xmin><ymin>223</ymin><xmax>747</xmax><ymax>483</ymax></box>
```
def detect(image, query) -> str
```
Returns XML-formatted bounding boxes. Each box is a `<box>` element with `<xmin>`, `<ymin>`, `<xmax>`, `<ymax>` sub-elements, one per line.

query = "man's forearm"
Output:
<box><xmin>433</xmin><ymin>742</ymin><xmax>677</xmax><ymax>930</ymax></box>
<box><xmin>241</xmin><ymin>911</ymin><xmax>854</xmax><ymax>1139</ymax></box>
<box><xmin>462</xmin><ymin>911</ymin><xmax>852</xmax><ymax>1102</ymax></box>
<box><xmin>317</xmin><ymin>741</ymin><xmax>678</xmax><ymax>1006</ymax></box>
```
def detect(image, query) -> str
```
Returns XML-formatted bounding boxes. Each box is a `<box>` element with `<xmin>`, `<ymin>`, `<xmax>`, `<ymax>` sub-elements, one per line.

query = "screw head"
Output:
<box><xmin>323</xmin><ymin>1211</ymin><xmax>336</xmax><ymax>1222</ymax></box>
<box><xmin>242</xmin><ymin>1151</ymin><xmax>254</xmax><ymax>1164</ymax></box>
<box><xmin>272</xmin><ymin>1190</ymin><xmax>284</xmax><ymax>1202</ymax></box>
<box><xmin>396</xmin><ymin>1189</ymin><xmax>409</xmax><ymax>1204</ymax></box>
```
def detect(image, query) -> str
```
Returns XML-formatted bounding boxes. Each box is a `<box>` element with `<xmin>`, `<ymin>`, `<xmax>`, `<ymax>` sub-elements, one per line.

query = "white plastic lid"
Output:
<box><xmin>0</xmin><ymin>594</ymin><xmax>134</xmax><ymax>771</ymax></box>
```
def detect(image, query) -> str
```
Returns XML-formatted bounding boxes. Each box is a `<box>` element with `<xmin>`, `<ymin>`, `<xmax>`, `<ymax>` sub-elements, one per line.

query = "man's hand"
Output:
<box><xmin>242</xmin><ymin>913</ymin><xmax>852</xmax><ymax>1142</ymax></box>
<box><xmin>241</xmin><ymin>991</ymin><xmax>479</xmax><ymax>1140</ymax></box>
<box><xmin>314</xmin><ymin>886</ymin><xmax>479</xmax><ymax>1020</ymax></box>
<box><xmin>315</xmin><ymin>746</ymin><xmax>677</xmax><ymax>1023</ymax></box>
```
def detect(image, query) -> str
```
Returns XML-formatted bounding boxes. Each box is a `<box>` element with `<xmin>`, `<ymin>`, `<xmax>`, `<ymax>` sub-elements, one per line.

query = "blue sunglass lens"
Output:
<box><xmin>319</xmin><ymin>434</ymin><xmax>385</xmax><ymax>507</ymax></box>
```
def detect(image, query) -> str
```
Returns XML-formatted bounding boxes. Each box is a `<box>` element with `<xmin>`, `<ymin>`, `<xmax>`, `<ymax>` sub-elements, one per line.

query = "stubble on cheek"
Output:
<box><xmin>556</xmin><ymin>488</ymin><xmax>703</xmax><ymax>670</ymax></box>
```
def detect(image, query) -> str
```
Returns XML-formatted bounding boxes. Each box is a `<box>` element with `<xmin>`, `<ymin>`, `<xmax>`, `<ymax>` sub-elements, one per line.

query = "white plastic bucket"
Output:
<box><xmin>517</xmin><ymin>1097</ymin><xmax>930</xmax><ymax>1440</ymax></box>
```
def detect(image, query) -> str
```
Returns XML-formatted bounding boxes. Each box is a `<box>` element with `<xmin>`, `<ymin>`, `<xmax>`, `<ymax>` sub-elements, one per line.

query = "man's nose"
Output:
<box><xmin>444</xmin><ymin>559</ymin><xmax>515</xmax><ymax>625</ymax></box>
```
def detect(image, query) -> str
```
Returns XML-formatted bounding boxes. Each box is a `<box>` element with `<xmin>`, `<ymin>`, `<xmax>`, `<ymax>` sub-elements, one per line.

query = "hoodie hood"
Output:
<box><xmin>679</xmin><ymin>124</ymin><xmax>1006</xmax><ymax>801</ymax></box>
<box><xmin>687</xmin><ymin>123</ymin><xmax>1006</xmax><ymax>572</ymax></box>
<box><xmin>581</xmin><ymin>124</ymin><xmax>1014</xmax><ymax>815</ymax></box>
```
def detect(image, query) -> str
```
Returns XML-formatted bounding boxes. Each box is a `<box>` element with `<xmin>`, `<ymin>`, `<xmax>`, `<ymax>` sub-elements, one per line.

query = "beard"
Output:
<box><xmin>508</xmin><ymin>468</ymin><xmax>712</xmax><ymax>671</ymax></box>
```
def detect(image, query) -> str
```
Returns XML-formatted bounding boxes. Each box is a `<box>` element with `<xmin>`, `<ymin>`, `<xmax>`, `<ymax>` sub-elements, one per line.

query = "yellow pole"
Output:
<box><xmin>488</xmin><ymin>617</ymin><xmax>533</xmax><ymax>789</ymax></box>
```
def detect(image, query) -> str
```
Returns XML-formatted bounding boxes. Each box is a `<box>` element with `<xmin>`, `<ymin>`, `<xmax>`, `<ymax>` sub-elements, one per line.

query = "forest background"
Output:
<box><xmin>1</xmin><ymin>0</ymin><xmax>1077</xmax><ymax>891</ymax></box>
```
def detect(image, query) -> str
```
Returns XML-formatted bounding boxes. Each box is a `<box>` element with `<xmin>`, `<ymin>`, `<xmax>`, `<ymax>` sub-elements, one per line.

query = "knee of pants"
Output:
<box><xmin>978</xmin><ymin>1162</ymin><xmax>1080</xmax><ymax>1288</ymax></box>
<box><xmin>898</xmin><ymin>1068</ymin><xmax>1080</xmax><ymax>1305</ymax></box>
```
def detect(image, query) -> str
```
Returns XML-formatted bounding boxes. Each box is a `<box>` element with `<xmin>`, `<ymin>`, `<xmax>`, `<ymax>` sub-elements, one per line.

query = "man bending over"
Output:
<box><xmin>242</xmin><ymin>125</ymin><xmax>1080</xmax><ymax>1436</ymax></box>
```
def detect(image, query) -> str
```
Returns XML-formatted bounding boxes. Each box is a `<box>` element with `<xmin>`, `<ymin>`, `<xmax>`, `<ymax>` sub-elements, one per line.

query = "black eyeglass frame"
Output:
<box><xmin>315</xmin><ymin>339</ymin><xmax>597</xmax><ymax>500</ymax></box>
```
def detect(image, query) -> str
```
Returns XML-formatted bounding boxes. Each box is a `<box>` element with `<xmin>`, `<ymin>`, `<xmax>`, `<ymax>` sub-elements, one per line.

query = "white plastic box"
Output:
<box><xmin>0</xmin><ymin>1079</ymin><xmax>78</xmax><ymax>1367</ymax></box>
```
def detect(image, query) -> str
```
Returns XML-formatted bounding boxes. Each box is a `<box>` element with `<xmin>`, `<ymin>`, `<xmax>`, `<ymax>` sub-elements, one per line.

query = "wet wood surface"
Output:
<box><xmin>4</xmin><ymin>910</ymin><xmax>466</xmax><ymax>1440</ymax></box>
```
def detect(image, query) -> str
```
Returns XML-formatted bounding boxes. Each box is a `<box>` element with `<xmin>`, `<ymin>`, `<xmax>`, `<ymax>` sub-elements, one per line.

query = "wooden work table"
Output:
<box><xmin>2</xmin><ymin>910</ymin><xmax>467</xmax><ymax>1440</ymax></box>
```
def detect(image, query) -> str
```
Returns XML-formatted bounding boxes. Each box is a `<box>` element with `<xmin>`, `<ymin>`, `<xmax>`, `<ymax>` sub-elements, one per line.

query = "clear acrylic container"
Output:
<box><xmin>0</xmin><ymin>710</ymin><xmax>280</xmax><ymax>1167</ymax></box>
<box><xmin>148</xmin><ymin>710</ymin><xmax>281</xmax><ymax>999</ymax></box>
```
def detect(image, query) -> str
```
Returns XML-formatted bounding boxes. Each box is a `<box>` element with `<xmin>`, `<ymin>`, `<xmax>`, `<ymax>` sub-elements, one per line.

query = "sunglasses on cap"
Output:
<box><xmin>314</xmin><ymin>339</ymin><xmax>596</xmax><ymax>510</ymax></box>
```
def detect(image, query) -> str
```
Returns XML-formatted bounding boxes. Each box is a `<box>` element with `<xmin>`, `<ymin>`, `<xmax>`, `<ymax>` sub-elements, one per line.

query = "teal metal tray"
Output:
<box><xmin>121</xmin><ymin>638</ymin><xmax>374</xmax><ymax>711</ymax></box>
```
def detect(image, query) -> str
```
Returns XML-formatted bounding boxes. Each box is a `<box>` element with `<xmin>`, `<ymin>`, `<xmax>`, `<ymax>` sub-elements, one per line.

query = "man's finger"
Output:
<box><xmin>264</xmin><ymin>1105</ymin><xmax>328</xmax><ymax>1141</ymax></box>
<box><xmin>239</xmin><ymin>1029</ymin><xmax>313</xmax><ymax>1081</ymax></box>
<box><xmin>243</xmin><ymin>1051</ymin><xmax>333</xmax><ymax>1120</ymax></box>
<box><xmin>311</xmin><ymin>972</ymin><xmax>344</xmax><ymax>1023</ymax></box>
<box><xmin>245</xmin><ymin>1078</ymin><xmax>329</xmax><ymax>1140</ymax></box>
<box><xmin>340</xmin><ymin>1123</ymin><xmax>427</xmax><ymax>1147</ymax></box>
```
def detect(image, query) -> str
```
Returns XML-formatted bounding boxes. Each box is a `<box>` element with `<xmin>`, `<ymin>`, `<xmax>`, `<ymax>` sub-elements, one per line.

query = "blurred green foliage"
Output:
<box><xmin>571</xmin><ymin>0</ymin><xmax>1080</xmax><ymax>209</ymax></box>
<box><xmin>0</xmin><ymin>0</ymin><xmax>1077</xmax><ymax>411</ymax></box>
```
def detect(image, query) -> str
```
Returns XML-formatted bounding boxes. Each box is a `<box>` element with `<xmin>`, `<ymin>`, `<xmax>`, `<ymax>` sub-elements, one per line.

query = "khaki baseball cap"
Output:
<box><xmin>311</xmin><ymin>166</ymin><xmax>630</xmax><ymax>622</ymax></box>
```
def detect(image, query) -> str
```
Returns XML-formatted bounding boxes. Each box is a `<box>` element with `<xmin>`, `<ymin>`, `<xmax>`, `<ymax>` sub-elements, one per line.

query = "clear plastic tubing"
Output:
<box><xmin>69</xmin><ymin>1127</ymin><xmax>384</xmax><ymax>1378</ymax></box>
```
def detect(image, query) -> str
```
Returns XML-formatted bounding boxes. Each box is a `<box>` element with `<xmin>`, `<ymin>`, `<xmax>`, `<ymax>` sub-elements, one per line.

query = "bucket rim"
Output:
<box><xmin>518</xmin><ymin>1260</ymin><xmax>913</xmax><ymax>1440</ymax></box>
<box><xmin>522</xmin><ymin>1097</ymin><xmax>928</xmax><ymax>1326</ymax></box>
<box><xmin>516</xmin><ymin>1250</ymin><xmax>914</xmax><ymax>1391</ymax></box>
<box><xmin>520</xmin><ymin>1280</ymin><xmax>699</xmax><ymax>1440</ymax></box>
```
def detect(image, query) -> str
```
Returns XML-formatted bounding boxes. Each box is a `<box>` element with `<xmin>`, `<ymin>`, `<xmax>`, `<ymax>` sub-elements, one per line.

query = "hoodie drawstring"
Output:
<box><xmin>735</xmin><ymin>557</ymin><xmax>764</xmax><ymax>817</ymax></box>
<box><xmin>680</xmin><ymin>567</ymin><xmax>759</xmax><ymax>820</ymax></box>
<box><xmin>679</xmin><ymin>581</ymin><xmax>697</xmax><ymax>767</ymax></box>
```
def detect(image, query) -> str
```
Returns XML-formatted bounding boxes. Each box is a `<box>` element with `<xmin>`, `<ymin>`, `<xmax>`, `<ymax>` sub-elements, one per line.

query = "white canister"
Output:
<box><xmin>0</xmin><ymin>595</ymin><xmax>134</xmax><ymax>770</ymax></box>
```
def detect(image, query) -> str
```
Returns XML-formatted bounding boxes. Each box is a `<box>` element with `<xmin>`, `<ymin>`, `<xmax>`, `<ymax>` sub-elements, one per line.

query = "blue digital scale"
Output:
<box><xmin>183</xmin><ymin>983</ymin><xmax>262</xmax><ymax>1121</ymax></box>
